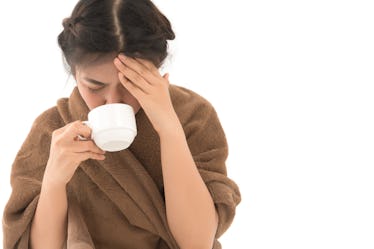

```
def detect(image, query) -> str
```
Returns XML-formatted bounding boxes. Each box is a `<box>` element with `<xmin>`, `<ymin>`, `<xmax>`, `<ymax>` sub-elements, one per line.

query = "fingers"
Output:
<box><xmin>72</xmin><ymin>140</ymin><xmax>106</xmax><ymax>154</ymax></box>
<box><xmin>65</xmin><ymin>122</ymin><xmax>106</xmax><ymax>154</ymax></box>
<box><xmin>77</xmin><ymin>151</ymin><xmax>106</xmax><ymax>162</ymax></box>
<box><xmin>68</xmin><ymin>120</ymin><xmax>92</xmax><ymax>139</ymax></box>
<box><xmin>118</xmin><ymin>54</ymin><xmax>159</xmax><ymax>77</ymax></box>
<box><xmin>133</xmin><ymin>57</ymin><xmax>160</xmax><ymax>76</ymax></box>
<box><xmin>47</xmin><ymin>121</ymin><xmax>108</xmax><ymax>185</ymax></box>
<box><xmin>118</xmin><ymin>72</ymin><xmax>145</xmax><ymax>100</ymax></box>
<box><xmin>117</xmin><ymin>66</ymin><xmax>151</xmax><ymax>94</ymax></box>
<box><xmin>54</xmin><ymin>121</ymin><xmax>105</xmax><ymax>155</ymax></box>
<box><xmin>113</xmin><ymin>55</ymin><xmax>159</xmax><ymax>89</ymax></box>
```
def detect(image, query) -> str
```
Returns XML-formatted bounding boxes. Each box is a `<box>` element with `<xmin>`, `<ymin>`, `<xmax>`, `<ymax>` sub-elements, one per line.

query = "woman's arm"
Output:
<box><xmin>113</xmin><ymin>55</ymin><xmax>218</xmax><ymax>248</ymax></box>
<box><xmin>30</xmin><ymin>121</ymin><xmax>105</xmax><ymax>249</ymax></box>
<box><xmin>159</xmin><ymin>114</ymin><xmax>219</xmax><ymax>249</ymax></box>
<box><xmin>30</xmin><ymin>176</ymin><xmax>68</xmax><ymax>249</ymax></box>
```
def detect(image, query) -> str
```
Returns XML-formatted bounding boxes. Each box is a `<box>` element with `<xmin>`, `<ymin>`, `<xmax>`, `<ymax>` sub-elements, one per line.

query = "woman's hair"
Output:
<box><xmin>58</xmin><ymin>0</ymin><xmax>175</xmax><ymax>75</ymax></box>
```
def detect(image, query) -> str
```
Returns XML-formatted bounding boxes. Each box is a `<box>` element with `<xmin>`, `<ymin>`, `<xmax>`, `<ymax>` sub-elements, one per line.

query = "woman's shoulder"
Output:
<box><xmin>16</xmin><ymin>105</ymin><xmax>64</xmax><ymax>159</ymax></box>
<box><xmin>31</xmin><ymin>104</ymin><xmax>65</xmax><ymax>132</ymax></box>
<box><xmin>169</xmin><ymin>84</ymin><xmax>214</xmax><ymax>112</ymax></box>
<box><xmin>169</xmin><ymin>84</ymin><xmax>218</xmax><ymax>128</ymax></box>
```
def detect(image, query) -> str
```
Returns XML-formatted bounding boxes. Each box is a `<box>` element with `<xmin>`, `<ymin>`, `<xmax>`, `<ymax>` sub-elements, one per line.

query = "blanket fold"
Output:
<box><xmin>64</xmin><ymin>192</ymin><xmax>95</xmax><ymax>249</ymax></box>
<box><xmin>3</xmin><ymin>85</ymin><xmax>241</xmax><ymax>249</ymax></box>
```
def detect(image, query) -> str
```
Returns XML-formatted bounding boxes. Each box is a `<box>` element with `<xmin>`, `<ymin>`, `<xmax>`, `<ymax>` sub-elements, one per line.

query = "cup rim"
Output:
<box><xmin>88</xmin><ymin>103</ymin><xmax>134</xmax><ymax>120</ymax></box>
<box><xmin>90</xmin><ymin>103</ymin><xmax>134</xmax><ymax>112</ymax></box>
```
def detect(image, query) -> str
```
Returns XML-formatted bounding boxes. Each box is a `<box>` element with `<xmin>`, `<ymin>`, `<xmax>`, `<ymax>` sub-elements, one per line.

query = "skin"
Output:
<box><xmin>30</xmin><ymin>53</ymin><xmax>218</xmax><ymax>249</ymax></box>
<box><xmin>75</xmin><ymin>52</ymin><xmax>143</xmax><ymax>114</ymax></box>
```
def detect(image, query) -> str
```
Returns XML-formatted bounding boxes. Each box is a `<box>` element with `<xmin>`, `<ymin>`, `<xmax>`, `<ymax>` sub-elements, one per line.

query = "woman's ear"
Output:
<box><xmin>163</xmin><ymin>73</ymin><xmax>169</xmax><ymax>81</ymax></box>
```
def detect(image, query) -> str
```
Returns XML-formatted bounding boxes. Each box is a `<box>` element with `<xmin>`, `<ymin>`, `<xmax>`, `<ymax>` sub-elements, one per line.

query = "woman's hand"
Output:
<box><xmin>113</xmin><ymin>54</ymin><xmax>179</xmax><ymax>134</ymax></box>
<box><xmin>44</xmin><ymin>121</ymin><xmax>106</xmax><ymax>186</ymax></box>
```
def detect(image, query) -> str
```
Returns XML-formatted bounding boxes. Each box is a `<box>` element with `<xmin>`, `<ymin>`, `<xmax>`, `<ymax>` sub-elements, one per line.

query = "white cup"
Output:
<box><xmin>81</xmin><ymin>103</ymin><xmax>137</xmax><ymax>152</ymax></box>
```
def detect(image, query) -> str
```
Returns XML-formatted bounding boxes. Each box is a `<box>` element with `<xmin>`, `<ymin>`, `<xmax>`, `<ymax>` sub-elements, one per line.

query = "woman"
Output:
<box><xmin>2</xmin><ymin>0</ymin><xmax>241</xmax><ymax>248</ymax></box>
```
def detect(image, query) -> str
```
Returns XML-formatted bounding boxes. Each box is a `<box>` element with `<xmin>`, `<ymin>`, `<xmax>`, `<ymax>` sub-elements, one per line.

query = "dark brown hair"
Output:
<box><xmin>57</xmin><ymin>0</ymin><xmax>175</xmax><ymax>75</ymax></box>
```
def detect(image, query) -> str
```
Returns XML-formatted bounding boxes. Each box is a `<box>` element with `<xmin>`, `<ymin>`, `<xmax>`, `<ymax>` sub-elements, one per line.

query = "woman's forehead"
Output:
<box><xmin>77</xmin><ymin>52</ymin><xmax>118</xmax><ymax>69</ymax></box>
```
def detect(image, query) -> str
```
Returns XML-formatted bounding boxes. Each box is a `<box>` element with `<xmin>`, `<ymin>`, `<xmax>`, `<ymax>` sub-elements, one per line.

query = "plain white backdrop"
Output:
<box><xmin>1</xmin><ymin>0</ymin><xmax>374</xmax><ymax>248</ymax></box>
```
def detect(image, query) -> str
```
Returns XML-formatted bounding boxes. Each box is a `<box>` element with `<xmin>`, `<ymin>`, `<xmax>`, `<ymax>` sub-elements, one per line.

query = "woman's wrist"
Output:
<box><xmin>42</xmin><ymin>167</ymin><xmax>68</xmax><ymax>190</ymax></box>
<box><xmin>156</xmin><ymin>112</ymin><xmax>184</xmax><ymax>139</ymax></box>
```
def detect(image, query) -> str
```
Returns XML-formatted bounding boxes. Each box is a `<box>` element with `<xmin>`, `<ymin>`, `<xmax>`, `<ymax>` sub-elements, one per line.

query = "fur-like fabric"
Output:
<box><xmin>3</xmin><ymin>85</ymin><xmax>241</xmax><ymax>249</ymax></box>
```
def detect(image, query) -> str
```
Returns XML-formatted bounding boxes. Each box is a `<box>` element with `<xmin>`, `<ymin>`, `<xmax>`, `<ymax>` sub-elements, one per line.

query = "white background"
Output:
<box><xmin>1</xmin><ymin>0</ymin><xmax>374</xmax><ymax>248</ymax></box>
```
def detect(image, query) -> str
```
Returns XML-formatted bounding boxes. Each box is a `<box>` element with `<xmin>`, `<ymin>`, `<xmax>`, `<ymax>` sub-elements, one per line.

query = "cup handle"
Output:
<box><xmin>77</xmin><ymin>121</ymin><xmax>91</xmax><ymax>141</ymax></box>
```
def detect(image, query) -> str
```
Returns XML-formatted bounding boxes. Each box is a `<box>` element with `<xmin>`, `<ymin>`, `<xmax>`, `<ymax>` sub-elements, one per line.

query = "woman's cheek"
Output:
<box><xmin>77</xmin><ymin>85</ymin><xmax>104</xmax><ymax>110</ymax></box>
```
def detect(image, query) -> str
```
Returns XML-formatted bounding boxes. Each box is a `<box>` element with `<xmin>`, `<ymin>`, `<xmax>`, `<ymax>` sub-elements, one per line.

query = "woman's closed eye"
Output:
<box><xmin>83</xmin><ymin>77</ymin><xmax>107</xmax><ymax>92</ymax></box>
<box><xmin>87</xmin><ymin>86</ymin><xmax>104</xmax><ymax>92</ymax></box>
<box><xmin>83</xmin><ymin>82</ymin><xmax>105</xmax><ymax>92</ymax></box>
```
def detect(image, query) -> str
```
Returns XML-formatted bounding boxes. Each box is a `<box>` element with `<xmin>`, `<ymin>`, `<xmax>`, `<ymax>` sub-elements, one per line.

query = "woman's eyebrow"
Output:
<box><xmin>83</xmin><ymin>77</ymin><xmax>107</xmax><ymax>86</ymax></box>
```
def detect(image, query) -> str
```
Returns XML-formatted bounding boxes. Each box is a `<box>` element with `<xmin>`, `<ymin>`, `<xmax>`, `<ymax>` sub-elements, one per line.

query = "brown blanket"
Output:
<box><xmin>3</xmin><ymin>84</ymin><xmax>241</xmax><ymax>249</ymax></box>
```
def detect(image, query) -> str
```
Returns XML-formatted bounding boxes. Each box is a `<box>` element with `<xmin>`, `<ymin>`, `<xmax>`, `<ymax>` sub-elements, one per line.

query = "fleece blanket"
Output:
<box><xmin>2</xmin><ymin>84</ymin><xmax>241</xmax><ymax>249</ymax></box>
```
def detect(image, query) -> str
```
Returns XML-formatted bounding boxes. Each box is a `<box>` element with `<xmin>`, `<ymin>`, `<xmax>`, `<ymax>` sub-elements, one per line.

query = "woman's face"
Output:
<box><xmin>74</xmin><ymin>53</ymin><xmax>141</xmax><ymax>114</ymax></box>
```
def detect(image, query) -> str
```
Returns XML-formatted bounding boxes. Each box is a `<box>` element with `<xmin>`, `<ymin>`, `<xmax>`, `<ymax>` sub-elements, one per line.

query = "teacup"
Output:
<box><xmin>81</xmin><ymin>103</ymin><xmax>137</xmax><ymax>152</ymax></box>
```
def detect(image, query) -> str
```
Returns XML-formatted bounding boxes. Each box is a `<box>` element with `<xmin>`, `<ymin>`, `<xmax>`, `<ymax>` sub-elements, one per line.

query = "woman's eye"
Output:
<box><xmin>87</xmin><ymin>86</ymin><xmax>103</xmax><ymax>92</ymax></box>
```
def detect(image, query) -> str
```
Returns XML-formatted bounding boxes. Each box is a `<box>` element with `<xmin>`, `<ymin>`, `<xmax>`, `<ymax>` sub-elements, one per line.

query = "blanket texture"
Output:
<box><xmin>3</xmin><ymin>84</ymin><xmax>241</xmax><ymax>249</ymax></box>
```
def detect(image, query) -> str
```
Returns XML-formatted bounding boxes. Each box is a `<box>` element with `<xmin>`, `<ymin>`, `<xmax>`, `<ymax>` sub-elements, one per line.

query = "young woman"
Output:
<box><xmin>3</xmin><ymin>0</ymin><xmax>241</xmax><ymax>248</ymax></box>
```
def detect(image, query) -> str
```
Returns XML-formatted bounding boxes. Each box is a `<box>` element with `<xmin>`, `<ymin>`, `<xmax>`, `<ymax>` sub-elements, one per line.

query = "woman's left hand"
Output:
<box><xmin>113</xmin><ymin>53</ymin><xmax>179</xmax><ymax>134</ymax></box>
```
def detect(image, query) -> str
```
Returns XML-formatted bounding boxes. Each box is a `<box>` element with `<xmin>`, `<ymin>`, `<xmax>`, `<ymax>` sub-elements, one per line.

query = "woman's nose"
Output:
<box><xmin>105</xmin><ymin>84</ymin><xmax>126</xmax><ymax>104</ymax></box>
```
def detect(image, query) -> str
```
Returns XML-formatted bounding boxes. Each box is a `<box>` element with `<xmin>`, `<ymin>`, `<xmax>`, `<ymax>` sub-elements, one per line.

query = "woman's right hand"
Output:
<box><xmin>43</xmin><ymin>120</ymin><xmax>106</xmax><ymax>186</ymax></box>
